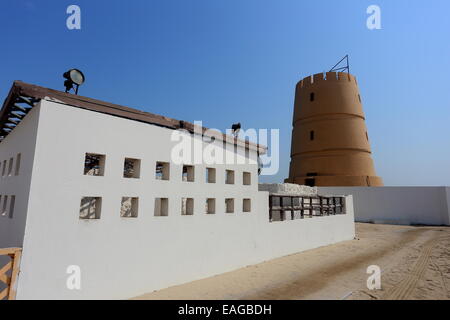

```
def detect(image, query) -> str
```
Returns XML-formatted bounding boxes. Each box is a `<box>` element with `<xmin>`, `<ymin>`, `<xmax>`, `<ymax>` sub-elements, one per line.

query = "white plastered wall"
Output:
<box><xmin>13</xmin><ymin>100</ymin><xmax>355</xmax><ymax>299</ymax></box>
<box><xmin>319</xmin><ymin>187</ymin><xmax>450</xmax><ymax>226</ymax></box>
<box><xmin>0</xmin><ymin>105</ymin><xmax>41</xmax><ymax>295</ymax></box>
<box><xmin>0</xmin><ymin>105</ymin><xmax>41</xmax><ymax>248</ymax></box>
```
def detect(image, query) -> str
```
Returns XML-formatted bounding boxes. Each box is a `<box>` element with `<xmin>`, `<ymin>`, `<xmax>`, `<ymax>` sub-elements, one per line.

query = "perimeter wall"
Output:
<box><xmin>319</xmin><ymin>187</ymin><xmax>450</xmax><ymax>226</ymax></box>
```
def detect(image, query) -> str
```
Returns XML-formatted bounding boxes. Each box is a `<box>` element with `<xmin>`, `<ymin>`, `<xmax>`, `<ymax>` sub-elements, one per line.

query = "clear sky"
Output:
<box><xmin>1</xmin><ymin>0</ymin><xmax>449</xmax><ymax>185</ymax></box>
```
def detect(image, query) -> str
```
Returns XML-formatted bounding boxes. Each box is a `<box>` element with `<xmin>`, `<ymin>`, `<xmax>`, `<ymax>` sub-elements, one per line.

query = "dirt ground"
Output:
<box><xmin>134</xmin><ymin>223</ymin><xmax>450</xmax><ymax>300</ymax></box>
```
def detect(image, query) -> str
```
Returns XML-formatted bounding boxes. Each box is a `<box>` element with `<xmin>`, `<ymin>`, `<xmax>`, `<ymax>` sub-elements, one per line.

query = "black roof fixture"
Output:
<box><xmin>329</xmin><ymin>55</ymin><xmax>350</xmax><ymax>74</ymax></box>
<box><xmin>231</xmin><ymin>122</ymin><xmax>241</xmax><ymax>137</ymax></box>
<box><xmin>63</xmin><ymin>69</ymin><xmax>85</xmax><ymax>95</ymax></box>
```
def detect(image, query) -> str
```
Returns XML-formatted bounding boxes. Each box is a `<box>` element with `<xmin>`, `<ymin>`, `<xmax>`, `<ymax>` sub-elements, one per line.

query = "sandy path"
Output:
<box><xmin>382</xmin><ymin>236</ymin><xmax>444</xmax><ymax>300</ymax></box>
<box><xmin>134</xmin><ymin>223</ymin><xmax>450</xmax><ymax>300</ymax></box>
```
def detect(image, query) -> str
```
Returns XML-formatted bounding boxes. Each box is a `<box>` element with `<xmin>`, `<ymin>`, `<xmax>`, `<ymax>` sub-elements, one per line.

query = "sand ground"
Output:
<box><xmin>134</xmin><ymin>223</ymin><xmax>450</xmax><ymax>300</ymax></box>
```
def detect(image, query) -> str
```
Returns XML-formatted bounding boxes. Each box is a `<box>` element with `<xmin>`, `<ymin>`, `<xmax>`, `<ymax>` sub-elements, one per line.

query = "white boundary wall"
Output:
<box><xmin>1</xmin><ymin>100</ymin><xmax>355</xmax><ymax>299</ymax></box>
<box><xmin>319</xmin><ymin>187</ymin><xmax>450</xmax><ymax>226</ymax></box>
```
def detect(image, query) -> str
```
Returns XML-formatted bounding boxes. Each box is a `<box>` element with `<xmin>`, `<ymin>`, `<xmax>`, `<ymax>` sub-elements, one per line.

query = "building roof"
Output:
<box><xmin>0</xmin><ymin>81</ymin><xmax>266</xmax><ymax>153</ymax></box>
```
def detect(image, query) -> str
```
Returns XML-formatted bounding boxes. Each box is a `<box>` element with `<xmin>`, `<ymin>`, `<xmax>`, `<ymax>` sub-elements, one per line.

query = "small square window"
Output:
<box><xmin>154</xmin><ymin>198</ymin><xmax>168</xmax><ymax>216</ymax></box>
<box><xmin>156</xmin><ymin>162</ymin><xmax>170</xmax><ymax>180</ymax></box>
<box><xmin>206</xmin><ymin>198</ymin><xmax>216</xmax><ymax>214</ymax></box>
<box><xmin>181</xmin><ymin>198</ymin><xmax>194</xmax><ymax>215</ymax></box>
<box><xmin>243</xmin><ymin>199</ymin><xmax>251</xmax><ymax>213</ymax></box>
<box><xmin>84</xmin><ymin>153</ymin><xmax>105</xmax><ymax>176</ymax></box>
<box><xmin>225</xmin><ymin>198</ymin><xmax>234</xmax><ymax>213</ymax></box>
<box><xmin>206</xmin><ymin>168</ymin><xmax>216</xmax><ymax>183</ymax></box>
<box><xmin>79</xmin><ymin>197</ymin><xmax>102</xmax><ymax>220</ymax></box>
<box><xmin>124</xmin><ymin>158</ymin><xmax>141</xmax><ymax>178</ymax></box>
<box><xmin>243</xmin><ymin>172</ymin><xmax>251</xmax><ymax>185</ymax></box>
<box><xmin>225</xmin><ymin>170</ymin><xmax>235</xmax><ymax>184</ymax></box>
<box><xmin>121</xmin><ymin>197</ymin><xmax>139</xmax><ymax>218</ymax></box>
<box><xmin>182</xmin><ymin>165</ymin><xmax>195</xmax><ymax>182</ymax></box>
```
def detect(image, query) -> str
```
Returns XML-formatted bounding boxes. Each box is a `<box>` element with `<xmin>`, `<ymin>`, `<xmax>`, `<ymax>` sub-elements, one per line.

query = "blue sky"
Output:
<box><xmin>1</xmin><ymin>0</ymin><xmax>449</xmax><ymax>185</ymax></box>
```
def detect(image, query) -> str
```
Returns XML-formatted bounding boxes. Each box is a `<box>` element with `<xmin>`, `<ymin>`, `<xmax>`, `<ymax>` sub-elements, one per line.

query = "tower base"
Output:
<box><xmin>285</xmin><ymin>175</ymin><xmax>384</xmax><ymax>187</ymax></box>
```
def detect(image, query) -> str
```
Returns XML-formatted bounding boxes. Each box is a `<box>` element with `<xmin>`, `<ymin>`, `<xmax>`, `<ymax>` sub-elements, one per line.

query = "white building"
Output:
<box><xmin>0</xmin><ymin>81</ymin><xmax>354</xmax><ymax>299</ymax></box>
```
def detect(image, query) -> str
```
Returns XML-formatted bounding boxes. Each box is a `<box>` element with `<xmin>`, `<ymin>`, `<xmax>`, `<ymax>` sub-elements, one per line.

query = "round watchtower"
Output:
<box><xmin>286</xmin><ymin>72</ymin><xmax>383</xmax><ymax>187</ymax></box>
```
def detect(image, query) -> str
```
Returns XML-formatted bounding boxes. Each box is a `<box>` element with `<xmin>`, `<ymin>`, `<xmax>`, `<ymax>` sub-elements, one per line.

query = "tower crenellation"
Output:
<box><xmin>298</xmin><ymin>72</ymin><xmax>356</xmax><ymax>89</ymax></box>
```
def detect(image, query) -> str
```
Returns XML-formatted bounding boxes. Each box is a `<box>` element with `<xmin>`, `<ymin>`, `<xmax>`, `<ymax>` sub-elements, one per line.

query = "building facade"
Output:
<box><xmin>0</xmin><ymin>81</ymin><xmax>355</xmax><ymax>299</ymax></box>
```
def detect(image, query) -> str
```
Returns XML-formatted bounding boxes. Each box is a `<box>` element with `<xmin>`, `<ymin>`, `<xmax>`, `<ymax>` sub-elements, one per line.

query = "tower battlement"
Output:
<box><xmin>298</xmin><ymin>72</ymin><xmax>356</xmax><ymax>89</ymax></box>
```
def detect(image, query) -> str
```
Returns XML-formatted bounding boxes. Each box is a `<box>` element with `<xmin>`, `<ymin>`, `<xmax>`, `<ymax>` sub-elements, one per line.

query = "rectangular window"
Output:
<box><xmin>155</xmin><ymin>162</ymin><xmax>170</xmax><ymax>180</ymax></box>
<box><xmin>124</xmin><ymin>158</ymin><xmax>141</xmax><ymax>178</ymax></box>
<box><xmin>84</xmin><ymin>153</ymin><xmax>105</xmax><ymax>176</ymax></box>
<box><xmin>305</xmin><ymin>178</ymin><xmax>316</xmax><ymax>187</ymax></box>
<box><xmin>181</xmin><ymin>198</ymin><xmax>194</xmax><ymax>215</ymax></box>
<box><xmin>9</xmin><ymin>195</ymin><xmax>15</xmax><ymax>219</ymax></box>
<box><xmin>243</xmin><ymin>199</ymin><xmax>251</xmax><ymax>213</ymax></box>
<box><xmin>0</xmin><ymin>195</ymin><xmax>5</xmax><ymax>216</ymax></box>
<box><xmin>121</xmin><ymin>197</ymin><xmax>139</xmax><ymax>218</ymax></box>
<box><xmin>15</xmin><ymin>153</ymin><xmax>21</xmax><ymax>176</ymax></box>
<box><xmin>225</xmin><ymin>198</ymin><xmax>234</xmax><ymax>213</ymax></box>
<box><xmin>154</xmin><ymin>198</ymin><xmax>168</xmax><ymax>216</ymax></box>
<box><xmin>243</xmin><ymin>172</ymin><xmax>251</xmax><ymax>185</ymax></box>
<box><xmin>182</xmin><ymin>165</ymin><xmax>195</xmax><ymax>182</ymax></box>
<box><xmin>79</xmin><ymin>197</ymin><xmax>102</xmax><ymax>220</ymax></box>
<box><xmin>206</xmin><ymin>168</ymin><xmax>216</xmax><ymax>183</ymax></box>
<box><xmin>206</xmin><ymin>198</ymin><xmax>216</xmax><ymax>214</ymax></box>
<box><xmin>225</xmin><ymin>170</ymin><xmax>235</xmax><ymax>185</ymax></box>
<box><xmin>2</xmin><ymin>160</ymin><xmax>6</xmax><ymax>176</ymax></box>
<box><xmin>8</xmin><ymin>158</ymin><xmax>13</xmax><ymax>176</ymax></box>
<box><xmin>8</xmin><ymin>158</ymin><xmax>14</xmax><ymax>176</ymax></box>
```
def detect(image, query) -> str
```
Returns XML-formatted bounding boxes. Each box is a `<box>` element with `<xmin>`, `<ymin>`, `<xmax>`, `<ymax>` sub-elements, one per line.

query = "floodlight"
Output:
<box><xmin>63</xmin><ymin>69</ymin><xmax>85</xmax><ymax>94</ymax></box>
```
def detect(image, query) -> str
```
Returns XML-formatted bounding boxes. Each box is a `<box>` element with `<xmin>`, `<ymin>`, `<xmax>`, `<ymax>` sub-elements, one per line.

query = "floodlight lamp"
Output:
<box><xmin>63</xmin><ymin>69</ymin><xmax>85</xmax><ymax>94</ymax></box>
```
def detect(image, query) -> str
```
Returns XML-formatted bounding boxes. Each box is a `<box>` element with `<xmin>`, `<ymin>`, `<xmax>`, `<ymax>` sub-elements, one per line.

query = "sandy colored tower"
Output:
<box><xmin>286</xmin><ymin>71</ymin><xmax>383</xmax><ymax>187</ymax></box>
